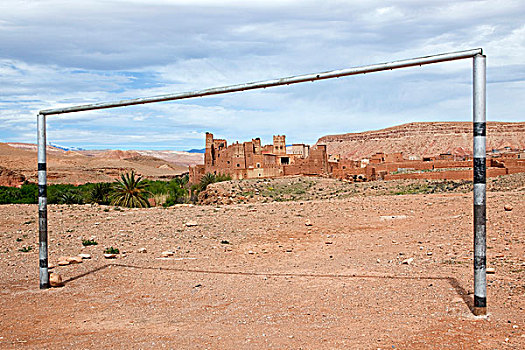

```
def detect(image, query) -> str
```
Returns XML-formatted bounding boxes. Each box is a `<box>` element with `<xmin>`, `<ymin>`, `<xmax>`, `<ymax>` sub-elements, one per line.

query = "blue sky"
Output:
<box><xmin>0</xmin><ymin>0</ymin><xmax>523</xmax><ymax>150</ymax></box>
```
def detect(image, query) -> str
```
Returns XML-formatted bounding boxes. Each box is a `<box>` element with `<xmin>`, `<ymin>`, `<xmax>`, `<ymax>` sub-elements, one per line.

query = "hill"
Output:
<box><xmin>0</xmin><ymin>143</ymin><xmax>203</xmax><ymax>185</ymax></box>
<box><xmin>316</xmin><ymin>122</ymin><xmax>525</xmax><ymax>160</ymax></box>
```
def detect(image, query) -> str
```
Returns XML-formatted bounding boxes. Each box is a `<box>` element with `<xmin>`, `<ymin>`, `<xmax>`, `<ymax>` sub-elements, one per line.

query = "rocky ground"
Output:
<box><xmin>0</xmin><ymin>185</ymin><xmax>523</xmax><ymax>349</ymax></box>
<box><xmin>198</xmin><ymin>172</ymin><xmax>525</xmax><ymax>205</ymax></box>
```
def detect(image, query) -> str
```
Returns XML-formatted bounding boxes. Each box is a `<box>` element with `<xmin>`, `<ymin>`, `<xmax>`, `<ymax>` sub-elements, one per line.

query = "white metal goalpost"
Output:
<box><xmin>36</xmin><ymin>48</ymin><xmax>488</xmax><ymax>316</ymax></box>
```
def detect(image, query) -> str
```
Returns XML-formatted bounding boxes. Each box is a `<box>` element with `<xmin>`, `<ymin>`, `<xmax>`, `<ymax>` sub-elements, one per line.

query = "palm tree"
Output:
<box><xmin>58</xmin><ymin>190</ymin><xmax>83</xmax><ymax>204</ymax></box>
<box><xmin>88</xmin><ymin>183</ymin><xmax>112</xmax><ymax>205</ymax></box>
<box><xmin>199</xmin><ymin>173</ymin><xmax>217</xmax><ymax>191</ymax></box>
<box><xmin>110</xmin><ymin>171</ymin><xmax>151</xmax><ymax>208</ymax></box>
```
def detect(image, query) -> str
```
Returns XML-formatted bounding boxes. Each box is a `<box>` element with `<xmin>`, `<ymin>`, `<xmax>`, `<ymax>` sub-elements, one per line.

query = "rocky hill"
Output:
<box><xmin>316</xmin><ymin>122</ymin><xmax>525</xmax><ymax>160</ymax></box>
<box><xmin>0</xmin><ymin>143</ymin><xmax>202</xmax><ymax>185</ymax></box>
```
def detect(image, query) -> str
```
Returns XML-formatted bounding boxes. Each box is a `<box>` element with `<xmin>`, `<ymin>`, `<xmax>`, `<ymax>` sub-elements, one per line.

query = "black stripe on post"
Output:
<box><xmin>473</xmin><ymin>122</ymin><xmax>486</xmax><ymax>136</ymax></box>
<box><xmin>474</xmin><ymin>296</ymin><xmax>487</xmax><ymax>308</ymax></box>
<box><xmin>39</xmin><ymin>209</ymin><xmax>47</xmax><ymax>239</ymax></box>
<box><xmin>38</xmin><ymin>184</ymin><xmax>47</xmax><ymax>197</ymax></box>
<box><xmin>473</xmin><ymin>158</ymin><xmax>486</xmax><ymax>183</ymax></box>
<box><xmin>38</xmin><ymin>162</ymin><xmax>47</xmax><ymax>171</ymax></box>
<box><xmin>474</xmin><ymin>204</ymin><xmax>486</xmax><ymax>226</ymax></box>
<box><xmin>39</xmin><ymin>258</ymin><xmax>48</xmax><ymax>268</ymax></box>
<box><xmin>38</xmin><ymin>208</ymin><xmax>47</xmax><ymax>220</ymax></box>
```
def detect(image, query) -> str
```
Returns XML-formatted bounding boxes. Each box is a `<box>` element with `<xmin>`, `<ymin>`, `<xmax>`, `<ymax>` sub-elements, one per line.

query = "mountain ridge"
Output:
<box><xmin>316</xmin><ymin>121</ymin><xmax>525</xmax><ymax>160</ymax></box>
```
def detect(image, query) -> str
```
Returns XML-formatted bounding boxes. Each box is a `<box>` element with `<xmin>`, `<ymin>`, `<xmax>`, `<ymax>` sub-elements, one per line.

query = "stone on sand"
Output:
<box><xmin>49</xmin><ymin>273</ymin><xmax>63</xmax><ymax>287</ymax></box>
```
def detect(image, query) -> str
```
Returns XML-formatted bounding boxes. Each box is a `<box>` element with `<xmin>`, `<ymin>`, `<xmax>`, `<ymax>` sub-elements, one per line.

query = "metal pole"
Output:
<box><xmin>37</xmin><ymin>113</ymin><xmax>49</xmax><ymax>289</ymax></box>
<box><xmin>39</xmin><ymin>48</ymin><xmax>482</xmax><ymax>116</ymax></box>
<box><xmin>473</xmin><ymin>54</ymin><xmax>487</xmax><ymax>316</ymax></box>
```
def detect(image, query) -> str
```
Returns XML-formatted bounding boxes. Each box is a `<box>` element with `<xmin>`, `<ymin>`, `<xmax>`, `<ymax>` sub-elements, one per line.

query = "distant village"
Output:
<box><xmin>189</xmin><ymin>132</ymin><xmax>525</xmax><ymax>184</ymax></box>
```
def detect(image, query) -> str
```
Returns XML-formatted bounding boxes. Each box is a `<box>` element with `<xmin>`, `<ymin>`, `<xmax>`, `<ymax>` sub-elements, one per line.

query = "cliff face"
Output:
<box><xmin>316</xmin><ymin>122</ymin><xmax>525</xmax><ymax>160</ymax></box>
<box><xmin>0</xmin><ymin>166</ymin><xmax>25</xmax><ymax>187</ymax></box>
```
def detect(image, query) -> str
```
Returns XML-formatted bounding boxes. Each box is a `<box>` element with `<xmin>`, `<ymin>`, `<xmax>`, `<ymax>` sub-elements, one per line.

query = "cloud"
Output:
<box><xmin>0</xmin><ymin>0</ymin><xmax>523</xmax><ymax>150</ymax></box>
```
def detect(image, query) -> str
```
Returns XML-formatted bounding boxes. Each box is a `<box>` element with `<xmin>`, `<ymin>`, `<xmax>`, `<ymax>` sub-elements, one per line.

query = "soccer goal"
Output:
<box><xmin>36</xmin><ymin>48</ymin><xmax>487</xmax><ymax>316</ymax></box>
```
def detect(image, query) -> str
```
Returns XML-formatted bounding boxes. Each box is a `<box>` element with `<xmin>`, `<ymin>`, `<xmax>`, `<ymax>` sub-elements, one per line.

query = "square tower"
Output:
<box><xmin>273</xmin><ymin>135</ymin><xmax>286</xmax><ymax>156</ymax></box>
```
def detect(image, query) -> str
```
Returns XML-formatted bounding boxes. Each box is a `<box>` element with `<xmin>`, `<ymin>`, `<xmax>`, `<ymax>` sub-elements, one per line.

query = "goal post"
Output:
<box><xmin>36</xmin><ymin>49</ymin><xmax>487</xmax><ymax>316</ymax></box>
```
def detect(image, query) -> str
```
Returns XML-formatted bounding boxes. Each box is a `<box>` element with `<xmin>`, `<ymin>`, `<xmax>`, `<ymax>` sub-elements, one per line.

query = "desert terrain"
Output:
<box><xmin>0</xmin><ymin>178</ymin><xmax>523</xmax><ymax>349</ymax></box>
<box><xmin>1</xmin><ymin>122</ymin><xmax>524</xmax><ymax>348</ymax></box>
<box><xmin>0</xmin><ymin>143</ymin><xmax>203</xmax><ymax>186</ymax></box>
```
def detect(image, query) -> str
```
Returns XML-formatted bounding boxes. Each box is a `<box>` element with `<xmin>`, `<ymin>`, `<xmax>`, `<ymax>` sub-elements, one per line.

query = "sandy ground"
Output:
<box><xmin>0</xmin><ymin>191</ymin><xmax>523</xmax><ymax>349</ymax></box>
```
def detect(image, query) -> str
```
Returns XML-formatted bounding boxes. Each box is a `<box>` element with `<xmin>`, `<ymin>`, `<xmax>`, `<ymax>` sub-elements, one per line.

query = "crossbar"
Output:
<box><xmin>39</xmin><ymin>48</ymin><xmax>482</xmax><ymax>116</ymax></box>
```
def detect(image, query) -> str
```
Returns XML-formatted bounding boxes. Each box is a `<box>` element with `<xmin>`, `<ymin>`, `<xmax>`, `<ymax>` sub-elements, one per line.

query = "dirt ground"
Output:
<box><xmin>0</xmin><ymin>190</ymin><xmax>523</xmax><ymax>349</ymax></box>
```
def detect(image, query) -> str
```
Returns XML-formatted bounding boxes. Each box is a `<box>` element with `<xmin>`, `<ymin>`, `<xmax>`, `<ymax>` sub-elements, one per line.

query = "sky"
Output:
<box><xmin>0</xmin><ymin>0</ymin><xmax>523</xmax><ymax>150</ymax></box>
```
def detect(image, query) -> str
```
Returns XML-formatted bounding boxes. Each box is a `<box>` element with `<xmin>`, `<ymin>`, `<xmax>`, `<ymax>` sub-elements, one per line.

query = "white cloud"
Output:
<box><xmin>0</xmin><ymin>0</ymin><xmax>523</xmax><ymax>150</ymax></box>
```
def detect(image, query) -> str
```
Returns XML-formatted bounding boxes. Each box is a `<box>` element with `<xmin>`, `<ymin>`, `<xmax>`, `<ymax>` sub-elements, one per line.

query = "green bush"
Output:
<box><xmin>82</xmin><ymin>239</ymin><xmax>98</xmax><ymax>246</ymax></box>
<box><xmin>0</xmin><ymin>183</ymin><xmax>38</xmax><ymax>204</ymax></box>
<box><xmin>144</xmin><ymin>176</ymin><xmax>189</xmax><ymax>207</ymax></box>
<box><xmin>0</xmin><ymin>176</ymin><xmax>192</xmax><ymax>206</ymax></box>
<box><xmin>104</xmin><ymin>247</ymin><xmax>119</xmax><ymax>254</ymax></box>
<box><xmin>18</xmin><ymin>246</ymin><xmax>33</xmax><ymax>252</ymax></box>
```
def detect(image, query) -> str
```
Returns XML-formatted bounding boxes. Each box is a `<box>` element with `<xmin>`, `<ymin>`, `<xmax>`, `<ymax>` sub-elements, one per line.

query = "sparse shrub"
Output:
<box><xmin>104</xmin><ymin>247</ymin><xmax>119</xmax><ymax>254</ymax></box>
<box><xmin>220</xmin><ymin>240</ymin><xmax>230</xmax><ymax>244</ymax></box>
<box><xmin>82</xmin><ymin>239</ymin><xmax>98</xmax><ymax>246</ymax></box>
<box><xmin>19</xmin><ymin>246</ymin><xmax>33</xmax><ymax>252</ymax></box>
<box><xmin>145</xmin><ymin>177</ymin><xmax>189</xmax><ymax>207</ymax></box>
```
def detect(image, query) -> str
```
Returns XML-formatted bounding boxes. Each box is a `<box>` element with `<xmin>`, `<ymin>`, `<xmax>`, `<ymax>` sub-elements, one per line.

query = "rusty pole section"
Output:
<box><xmin>473</xmin><ymin>54</ymin><xmax>487</xmax><ymax>316</ymax></box>
<box><xmin>39</xmin><ymin>49</ymin><xmax>482</xmax><ymax>116</ymax></box>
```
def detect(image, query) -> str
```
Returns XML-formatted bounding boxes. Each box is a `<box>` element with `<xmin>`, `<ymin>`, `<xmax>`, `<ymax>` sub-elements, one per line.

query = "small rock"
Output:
<box><xmin>161</xmin><ymin>251</ymin><xmax>174</xmax><ymax>257</ymax></box>
<box><xmin>138</xmin><ymin>247</ymin><xmax>147</xmax><ymax>253</ymax></box>
<box><xmin>504</xmin><ymin>205</ymin><xmax>513</xmax><ymax>211</ymax></box>
<box><xmin>305</xmin><ymin>220</ymin><xmax>313</xmax><ymax>226</ymax></box>
<box><xmin>486</xmin><ymin>267</ymin><xmax>496</xmax><ymax>274</ymax></box>
<box><xmin>49</xmin><ymin>273</ymin><xmax>63</xmax><ymax>287</ymax></box>
<box><xmin>185</xmin><ymin>221</ymin><xmax>198</xmax><ymax>227</ymax></box>
<box><xmin>247</xmin><ymin>250</ymin><xmax>255</xmax><ymax>254</ymax></box>
<box><xmin>67</xmin><ymin>256</ymin><xmax>83</xmax><ymax>264</ymax></box>
<box><xmin>57</xmin><ymin>260</ymin><xmax>70</xmax><ymax>266</ymax></box>
<box><xmin>402</xmin><ymin>257</ymin><xmax>414</xmax><ymax>265</ymax></box>
<box><xmin>426</xmin><ymin>252</ymin><xmax>433</xmax><ymax>256</ymax></box>
<box><xmin>104</xmin><ymin>253</ymin><xmax>117</xmax><ymax>259</ymax></box>
<box><xmin>79</xmin><ymin>253</ymin><xmax>91</xmax><ymax>259</ymax></box>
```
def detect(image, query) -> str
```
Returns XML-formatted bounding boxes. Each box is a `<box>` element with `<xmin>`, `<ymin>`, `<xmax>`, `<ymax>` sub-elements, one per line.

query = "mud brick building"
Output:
<box><xmin>190</xmin><ymin>133</ymin><xmax>525</xmax><ymax>184</ymax></box>
<box><xmin>189</xmin><ymin>133</ymin><xmax>329</xmax><ymax>183</ymax></box>
<box><xmin>330</xmin><ymin>151</ymin><xmax>525</xmax><ymax>182</ymax></box>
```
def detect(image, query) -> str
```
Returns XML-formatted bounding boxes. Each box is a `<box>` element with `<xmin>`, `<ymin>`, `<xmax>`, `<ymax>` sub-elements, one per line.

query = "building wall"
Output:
<box><xmin>189</xmin><ymin>133</ymin><xmax>328</xmax><ymax>183</ymax></box>
<box><xmin>191</xmin><ymin>134</ymin><xmax>525</xmax><ymax>184</ymax></box>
